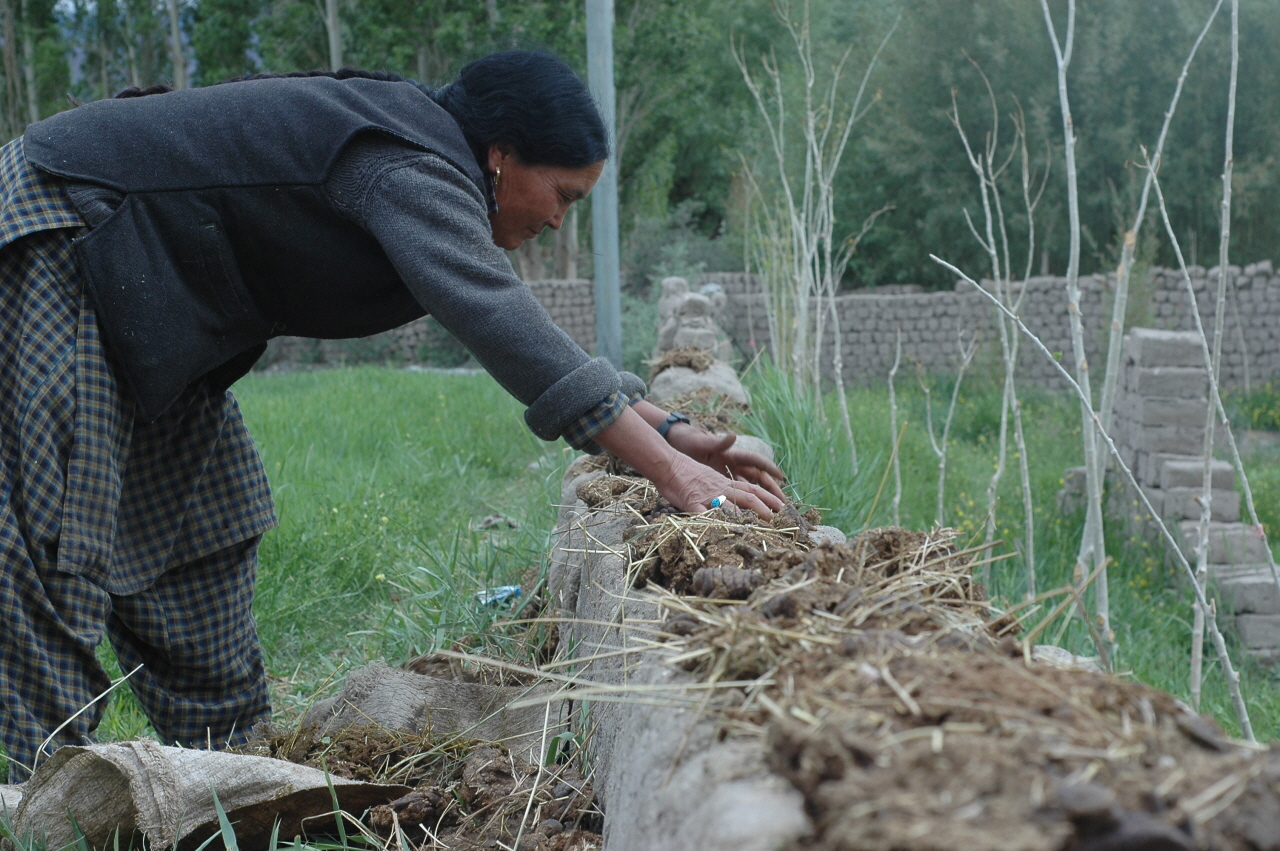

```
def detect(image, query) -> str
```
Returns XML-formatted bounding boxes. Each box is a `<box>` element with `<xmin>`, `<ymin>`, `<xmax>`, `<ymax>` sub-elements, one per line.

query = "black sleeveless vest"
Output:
<box><xmin>25</xmin><ymin>76</ymin><xmax>486</xmax><ymax>420</ymax></box>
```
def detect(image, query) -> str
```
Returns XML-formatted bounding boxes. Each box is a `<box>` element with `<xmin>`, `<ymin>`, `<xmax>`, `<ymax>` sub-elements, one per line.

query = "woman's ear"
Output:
<box><xmin>486</xmin><ymin>142</ymin><xmax>514</xmax><ymax>174</ymax></box>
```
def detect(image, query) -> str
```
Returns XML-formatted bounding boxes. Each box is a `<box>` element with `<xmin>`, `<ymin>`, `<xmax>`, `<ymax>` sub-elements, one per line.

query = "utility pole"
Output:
<box><xmin>586</xmin><ymin>0</ymin><xmax>622</xmax><ymax>368</ymax></box>
<box><xmin>325</xmin><ymin>0</ymin><xmax>342</xmax><ymax>71</ymax></box>
<box><xmin>166</xmin><ymin>0</ymin><xmax>187</xmax><ymax>89</ymax></box>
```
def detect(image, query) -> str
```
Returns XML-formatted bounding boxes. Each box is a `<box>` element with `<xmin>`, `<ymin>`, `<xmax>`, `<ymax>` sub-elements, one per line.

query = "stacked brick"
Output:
<box><xmin>1148</xmin><ymin>261</ymin><xmax>1279</xmax><ymax>388</ymax></box>
<box><xmin>706</xmin><ymin>263</ymin><xmax>1280</xmax><ymax>390</ymax></box>
<box><xmin>1109</xmin><ymin>328</ymin><xmax>1279</xmax><ymax>656</ymax></box>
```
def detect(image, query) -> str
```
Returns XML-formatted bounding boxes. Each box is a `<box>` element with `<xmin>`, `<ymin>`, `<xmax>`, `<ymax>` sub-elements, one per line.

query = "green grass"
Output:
<box><xmin>1228</xmin><ymin>380</ymin><xmax>1280</xmax><ymax>433</ymax></box>
<box><xmin>243</xmin><ymin>368</ymin><xmax>572</xmax><ymax>712</ymax></box>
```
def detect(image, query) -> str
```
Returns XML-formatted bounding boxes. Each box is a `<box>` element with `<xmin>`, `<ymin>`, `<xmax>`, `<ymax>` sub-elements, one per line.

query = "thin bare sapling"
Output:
<box><xmin>949</xmin><ymin>69</ymin><xmax>1048</xmax><ymax>594</ymax></box>
<box><xmin>917</xmin><ymin>331</ymin><xmax>977</xmax><ymax>528</ymax></box>
<box><xmin>1189</xmin><ymin>0</ymin><xmax>1241</xmax><ymax>712</ymax></box>
<box><xmin>889</xmin><ymin>329</ymin><xmax>903</xmax><ymax>527</ymax></box>
<box><xmin>1135</xmin><ymin>0</ymin><xmax>1273</xmax><ymax>711</ymax></box>
<box><xmin>1038</xmin><ymin>0</ymin><xmax>1111</xmax><ymax>662</ymax></box>
<box><xmin>1058</xmin><ymin>0</ymin><xmax>1224</xmax><ymax>705</ymax></box>
<box><xmin>734</xmin><ymin>0</ymin><xmax>897</xmax><ymax>474</ymax></box>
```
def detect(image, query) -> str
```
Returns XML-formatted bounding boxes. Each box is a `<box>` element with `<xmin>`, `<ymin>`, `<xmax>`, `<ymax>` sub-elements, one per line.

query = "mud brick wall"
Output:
<box><xmin>258</xmin><ymin>263</ymin><xmax>1280</xmax><ymax>388</ymax></box>
<box><xmin>261</xmin><ymin>278</ymin><xmax>597</xmax><ymax>367</ymax></box>
<box><xmin>704</xmin><ymin>261</ymin><xmax>1280</xmax><ymax>389</ymax></box>
<box><xmin>1147</xmin><ymin>262</ymin><xmax>1279</xmax><ymax>388</ymax></box>
<box><xmin>525</xmin><ymin>279</ymin><xmax>597</xmax><ymax>353</ymax></box>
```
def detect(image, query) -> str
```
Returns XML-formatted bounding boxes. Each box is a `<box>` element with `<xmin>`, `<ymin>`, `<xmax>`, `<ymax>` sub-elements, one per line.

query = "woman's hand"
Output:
<box><xmin>593</xmin><ymin>407</ymin><xmax>785</xmax><ymax>519</ymax></box>
<box><xmin>656</xmin><ymin>450</ymin><xmax>785</xmax><ymax>519</ymax></box>
<box><xmin>663</xmin><ymin>424</ymin><xmax>786</xmax><ymax>503</ymax></box>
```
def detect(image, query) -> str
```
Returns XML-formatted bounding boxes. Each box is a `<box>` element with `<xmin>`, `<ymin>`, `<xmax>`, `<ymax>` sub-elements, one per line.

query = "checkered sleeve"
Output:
<box><xmin>560</xmin><ymin>391</ymin><xmax>629</xmax><ymax>454</ymax></box>
<box><xmin>559</xmin><ymin>368</ymin><xmax>650</xmax><ymax>453</ymax></box>
<box><xmin>0</xmin><ymin>137</ymin><xmax>83</xmax><ymax>248</ymax></box>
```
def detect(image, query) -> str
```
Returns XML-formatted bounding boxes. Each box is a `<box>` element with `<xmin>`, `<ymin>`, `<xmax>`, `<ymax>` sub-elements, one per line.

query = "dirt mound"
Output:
<box><xmin>238</xmin><ymin>588</ymin><xmax>596</xmax><ymax>849</ymax></box>
<box><xmin>243</xmin><ymin>724</ymin><xmax>601</xmax><ymax>849</ymax></box>
<box><xmin>647</xmin><ymin>345</ymin><xmax>716</xmax><ymax>381</ymax></box>
<box><xmin>656</xmin><ymin>385</ymin><xmax>751</xmax><ymax>433</ymax></box>
<box><xmin>578</xmin><ymin>476</ymin><xmax>1280</xmax><ymax>851</ymax></box>
<box><xmin>766</xmin><ymin>640</ymin><xmax>1280</xmax><ymax>851</ymax></box>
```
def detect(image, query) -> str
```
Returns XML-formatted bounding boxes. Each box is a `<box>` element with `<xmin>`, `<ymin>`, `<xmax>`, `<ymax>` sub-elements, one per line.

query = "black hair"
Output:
<box><xmin>113</xmin><ymin>53</ymin><xmax>609</xmax><ymax>170</ymax></box>
<box><xmin>112</xmin><ymin>68</ymin><xmax>406</xmax><ymax>99</ymax></box>
<box><xmin>432</xmin><ymin>51</ymin><xmax>609</xmax><ymax>169</ymax></box>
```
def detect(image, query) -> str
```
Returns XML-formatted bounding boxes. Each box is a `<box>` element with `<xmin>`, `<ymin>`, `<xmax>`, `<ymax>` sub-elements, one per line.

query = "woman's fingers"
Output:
<box><xmin>753</xmin><ymin>470</ymin><xmax>786</xmax><ymax>502</ymax></box>
<box><xmin>723</xmin><ymin>487</ymin><xmax>776</xmax><ymax>518</ymax></box>
<box><xmin>745</xmin><ymin>479</ymin><xmax>785</xmax><ymax>511</ymax></box>
<box><xmin>724</xmin><ymin>448</ymin><xmax>785</xmax><ymax>482</ymax></box>
<box><xmin>658</xmin><ymin>450</ymin><xmax>786</xmax><ymax>520</ymax></box>
<box><xmin>721</xmin><ymin>462</ymin><xmax>786</xmax><ymax>502</ymax></box>
<box><xmin>697</xmin><ymin>479</ymin><xmax>783</xmax><ymax>516</ymax></box>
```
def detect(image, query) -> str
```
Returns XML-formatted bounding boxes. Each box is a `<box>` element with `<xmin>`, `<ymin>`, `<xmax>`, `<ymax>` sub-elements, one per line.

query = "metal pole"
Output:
<box><xmin>586</xmin><ymin>0</ymin><xmax>622</xmax><ymax>368</ymax></box>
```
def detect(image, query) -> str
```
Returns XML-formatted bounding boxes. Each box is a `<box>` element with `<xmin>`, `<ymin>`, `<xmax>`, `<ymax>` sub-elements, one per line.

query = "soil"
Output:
<box><xmin>242</xmin><ymin>723</ymin><xmax>602</xmax><ymax>850</ymax></box>
<box><xmin>647</xmin><ymin>345</ymin><xmax>716</xmax><ymax>381</ymax></box>
<box><xmin>655</xmin><ymin>385</ymin><xmax>751</xmax><ymax>433</ymax></box>
<box><xmin>239</xmin><ymin>587</ymin><xmax>596</xmax><ymax>849</ymax></box>
<box><xmin>579</xmin><ymin>473</ymin><xmax>1280</xmax><ymax>851</ymax></box>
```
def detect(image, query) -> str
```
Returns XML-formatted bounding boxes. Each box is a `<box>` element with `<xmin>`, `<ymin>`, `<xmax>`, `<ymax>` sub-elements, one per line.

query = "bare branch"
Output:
<box><xmin>889</xmin><ymin>329</ymin><xmax>903</xmax><ymax>527</ymax></box>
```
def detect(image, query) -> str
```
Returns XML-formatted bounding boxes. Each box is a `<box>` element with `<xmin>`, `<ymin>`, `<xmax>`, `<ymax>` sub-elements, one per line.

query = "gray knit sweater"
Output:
<box><xmin>324</xmin><ymin>136</ymin><xmax>643</xmax><ymax>447</ymax></box>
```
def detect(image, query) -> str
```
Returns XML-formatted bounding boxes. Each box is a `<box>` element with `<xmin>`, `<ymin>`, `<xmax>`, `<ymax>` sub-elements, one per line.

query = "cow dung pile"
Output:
<box><xmin>578</xmin><ymin>473</ymin><xmax>1280</xmax><ymax>851</ymax></box>
<box><xmin>240</xmin><ymin>717</ymin><xmax>601</xmax><ymax>850</ymax></box>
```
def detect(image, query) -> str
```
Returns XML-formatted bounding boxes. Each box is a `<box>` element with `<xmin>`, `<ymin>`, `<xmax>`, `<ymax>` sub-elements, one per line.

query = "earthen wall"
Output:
<box><xmin>261</xmin><ymin>279</ymin><xmax>597</xmax><ymax>368</ymax></box>
<box><xmin>705</xmin><ymin>261</ymin><xmax>1279</xmax><ymax>389</ymax></box>
<box><xmin>261</xmin><ymin>264</ymin><xmax>1280</xmax><ymax>390</ymax></box>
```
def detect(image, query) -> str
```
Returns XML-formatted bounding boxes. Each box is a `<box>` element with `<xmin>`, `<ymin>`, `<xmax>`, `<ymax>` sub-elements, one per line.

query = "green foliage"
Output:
<box><xmin>58</xmin><ymin>0</ymin><xmax>179</xmax><ymax>104</ymax></box>
<box><xmin>1244</xmin><ymin>461</ymin><xmax>1280</xmax><ymax>543</ymax></box>
<box><xmin>739</xmin><ymin>365</ymin><xmax>880</xmax><ymax>532</ymax></box>
<box><xmin>849</xmin><ymin>0</ymin><xmax>1280</xmax><ymax>286</ymax></box>
<box><xmin>1227</xmin><ymin>380</ymin><xmax>1280</xmax><ymax>432</ymax></box>
<box><xmin>620</xmin><ymin>288</ymin><xmax>657</xmax><ymax>378</ymax></box>
<box><xmin>1221</xmin><ymin>392</ymin><xmax>1280</xmax><ymax>541</ymax></box>
<box><xmin>3</xmin><ymin>0</ymin><xmax>1275</xmax><ymax>297</ymax></box>
<box><xmin>623</xmin><ymin>200</ymin><xmax>741</xmax><ymax>294</ymax></box>
<box><xmin>191</xmin><ymin>0</ymin><xmax>260</xmax><ymax>85</ymax></box>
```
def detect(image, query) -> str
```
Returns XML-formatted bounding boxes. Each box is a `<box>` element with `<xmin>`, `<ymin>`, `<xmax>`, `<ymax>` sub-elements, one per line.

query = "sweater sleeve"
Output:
<box><xmin>327</xmin><ymin>139</ymin><xmax>639</xmax><ymax>445</ymax></box>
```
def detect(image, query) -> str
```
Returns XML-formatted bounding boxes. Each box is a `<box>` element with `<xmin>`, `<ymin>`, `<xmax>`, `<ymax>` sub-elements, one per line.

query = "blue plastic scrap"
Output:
<box><xmin>476</xmin><ymin>585</ymin><xmax>523</xmax><ymax>606</ymax></box>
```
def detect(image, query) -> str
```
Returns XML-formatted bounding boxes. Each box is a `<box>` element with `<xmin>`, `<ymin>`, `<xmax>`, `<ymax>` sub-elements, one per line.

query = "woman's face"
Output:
<box><xmin>487</xmin><ymin>143</ymin><xmax>604</xmax><ymax>251</ymax></box>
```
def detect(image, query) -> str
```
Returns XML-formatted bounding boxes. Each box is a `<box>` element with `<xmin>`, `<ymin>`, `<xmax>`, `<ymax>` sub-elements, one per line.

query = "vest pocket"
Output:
<box><xmin>197</xmin><ymin>220</ymin><xmax>252</xmax><ymax>317</ymax></box>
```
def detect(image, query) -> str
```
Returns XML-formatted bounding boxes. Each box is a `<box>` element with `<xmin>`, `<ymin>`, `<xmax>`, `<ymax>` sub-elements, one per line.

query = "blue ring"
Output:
<box><xmin>711</xmin><ymin>495</ymin><xmax>726</xmax><ymax>508</ymax></box>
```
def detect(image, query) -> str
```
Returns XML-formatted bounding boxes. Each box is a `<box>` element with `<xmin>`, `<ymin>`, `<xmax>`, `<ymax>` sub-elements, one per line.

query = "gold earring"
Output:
<box><xmin>494</xmin><ymin>166</ymin><xmax>502</xmax><ymax>190</ymax></box>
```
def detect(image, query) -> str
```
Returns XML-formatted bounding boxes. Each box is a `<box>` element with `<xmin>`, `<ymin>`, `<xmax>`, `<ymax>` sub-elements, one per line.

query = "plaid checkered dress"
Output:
<box><xmin>0</xmin><ymin>138</ymin><xmax>277</xmax><ymax>780</ymax></box>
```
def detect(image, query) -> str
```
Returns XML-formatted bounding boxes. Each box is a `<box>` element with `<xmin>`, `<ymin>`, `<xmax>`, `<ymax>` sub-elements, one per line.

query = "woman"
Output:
<box><xmin>0</xmin><ymin>52</ymin><xmax>784</xmax><ymax>780</ymax></box>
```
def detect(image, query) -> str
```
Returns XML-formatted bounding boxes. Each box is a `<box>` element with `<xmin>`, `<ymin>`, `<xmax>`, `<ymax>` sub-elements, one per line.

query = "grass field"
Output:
<box><xmin>93</xmin><ymin>363</ymin><xmax>1280</xmax><ymax>746</ymax></box>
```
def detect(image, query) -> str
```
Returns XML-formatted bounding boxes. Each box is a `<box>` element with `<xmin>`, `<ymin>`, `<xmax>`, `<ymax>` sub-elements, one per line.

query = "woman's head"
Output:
<box><xmin>433</xmin><ymin>51</ymin><xmax>609</xmax><ymax>170</ymax></box>
<box><xmin>434</xmin><ymin>51</ymin><xmax>609</xmax><ymax>249</ymax></box>
<box><xmin>484</xmin><ymin>151</ymin><xmax>602</xmax><ymax>250</ymax></box>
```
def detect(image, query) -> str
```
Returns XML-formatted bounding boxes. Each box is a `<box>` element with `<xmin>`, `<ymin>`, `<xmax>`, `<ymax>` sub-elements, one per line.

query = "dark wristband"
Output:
<box><xmin>657</xmin><ymin>411</ymin><xmax>691</xmax><ymax>439</ymax></box>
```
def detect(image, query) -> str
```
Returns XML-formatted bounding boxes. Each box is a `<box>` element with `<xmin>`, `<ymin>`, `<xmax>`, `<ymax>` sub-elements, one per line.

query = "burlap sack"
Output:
<box><xmin>2</xmin><ymin>740</ymin><xmax>407</xmax><ymax>850</ymax></box>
